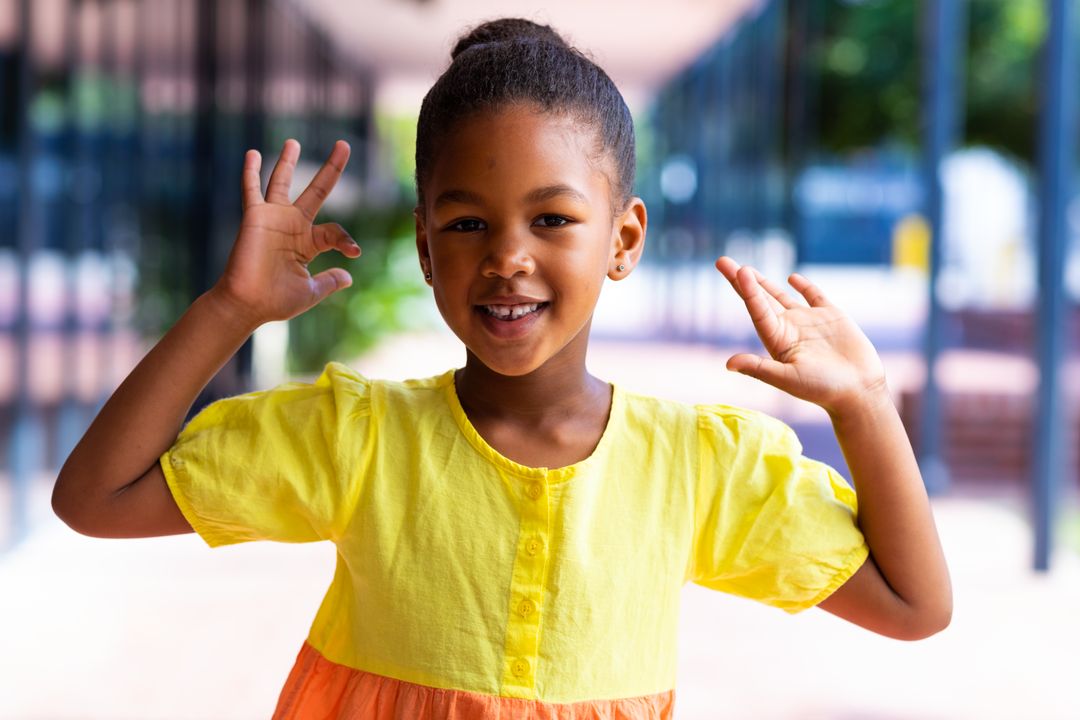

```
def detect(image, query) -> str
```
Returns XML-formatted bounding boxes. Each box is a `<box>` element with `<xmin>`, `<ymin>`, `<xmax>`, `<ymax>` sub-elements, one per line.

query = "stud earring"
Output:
<box><xmin>616</xmin><ymin>264</ymin><xmax>625</xmax><ymax>272</ymax></box>
<box><xmin>424</xmin><ymin>271</ymin><xmax>432</xmax><ymax>281</ymax></box>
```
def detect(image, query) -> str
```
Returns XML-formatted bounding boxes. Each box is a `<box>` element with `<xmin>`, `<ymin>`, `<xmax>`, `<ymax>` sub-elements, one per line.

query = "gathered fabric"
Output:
<box><xmin>274</xmin><ymin>642</ymin><xmax>675</xmax><ymax>720</ymax></box>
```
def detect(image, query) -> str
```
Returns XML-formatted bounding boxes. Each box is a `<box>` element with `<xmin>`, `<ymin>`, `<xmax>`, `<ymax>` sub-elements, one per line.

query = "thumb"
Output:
<box><xmin>310</xmin><ymin>268</ymin><xmax>352</xmax><ymax>303</ymax></box>
<box><xmin>726</xmin><ymin>353</ymin><xmax>791</xmax><ymax>388</ymax></box>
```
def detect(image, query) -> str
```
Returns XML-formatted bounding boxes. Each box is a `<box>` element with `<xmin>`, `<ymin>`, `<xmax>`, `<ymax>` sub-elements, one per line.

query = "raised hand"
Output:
<box><xmin>715</xmin><ymin>256</ymin><xmax>887</xmax><ymax>415</ymax></box>
<box><xmin>212</xmin><ymin>139</ymin><xmax>361</xmax><ymax>328</ymax></box>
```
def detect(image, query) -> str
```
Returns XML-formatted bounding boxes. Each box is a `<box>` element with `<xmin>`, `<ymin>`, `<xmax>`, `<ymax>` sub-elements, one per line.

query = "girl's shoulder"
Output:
<box><xmin>614</xmin><ymin>384</ymin><xmax>783</xmax><ymax>432</ymax></box>
<box><xmin>313</xmin><ymin>361</ymin><xmax>459</xmax><ymax>416</ymax></box>
<box><xmin>615</xmin><ymin>383</ymin><xmax>797</xmax><ymax>452</ymax></box>
<box><xmin>312</xmin><ymin>361</ymin><xmax>455</xmax><ymax>393</ymax></box>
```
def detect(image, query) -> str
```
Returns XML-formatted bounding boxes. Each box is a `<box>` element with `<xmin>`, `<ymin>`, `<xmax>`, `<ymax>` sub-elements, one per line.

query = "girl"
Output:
<box><xmin>53</xmin><ymin>17</ymin><xmax>951</xmax><ymax>719</ymax></box>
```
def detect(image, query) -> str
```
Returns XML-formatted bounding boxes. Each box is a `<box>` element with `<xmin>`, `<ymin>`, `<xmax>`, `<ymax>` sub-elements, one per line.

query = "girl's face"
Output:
<box><xmin>416</xmin><ymin>105</ymin><xmax>645</xmax><ymax>377</ymax></box>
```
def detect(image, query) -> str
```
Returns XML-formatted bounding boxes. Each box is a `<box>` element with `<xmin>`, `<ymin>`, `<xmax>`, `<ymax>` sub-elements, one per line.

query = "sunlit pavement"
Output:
<box><xmin>2</xmin><ymin>332</ymin><xmax>1078</xmax><ymax>719</ymax></box>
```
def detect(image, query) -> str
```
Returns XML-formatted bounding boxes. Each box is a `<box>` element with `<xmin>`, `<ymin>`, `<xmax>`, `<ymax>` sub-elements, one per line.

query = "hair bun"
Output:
<box><xmin>451</xmin><ymin>18</ymin><xmax>567</xmax><ymax>60</ymax></box>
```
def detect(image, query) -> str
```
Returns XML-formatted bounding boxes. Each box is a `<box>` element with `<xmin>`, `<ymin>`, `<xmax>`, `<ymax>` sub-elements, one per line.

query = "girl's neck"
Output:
<box><xmin>454</xmin><ymin>350</ymin><xmax>609</xmax><ymax>425</ymax></box>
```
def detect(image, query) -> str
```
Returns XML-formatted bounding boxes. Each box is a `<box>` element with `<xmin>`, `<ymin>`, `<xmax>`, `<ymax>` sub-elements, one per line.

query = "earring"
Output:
<box><xmin>616</xmin><ymin>264</ymin><xmax>625</xmax><ymax>272</ymax></box>
<box><xmin>424</xmin><ymin>271</ymin><xmax>432</xmax><ymax>281</ymax></box>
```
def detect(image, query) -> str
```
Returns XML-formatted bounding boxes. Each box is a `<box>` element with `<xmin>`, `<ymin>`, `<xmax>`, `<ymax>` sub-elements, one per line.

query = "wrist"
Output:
<box><xmin>825</xmin><ymin>377</ymin><xmax>894</xmax><ymax>423</ymax></box>
<box><xmin>199</xmin><ymin>286</ymin><xmax>264</xmax><ymax>336</ymax></box>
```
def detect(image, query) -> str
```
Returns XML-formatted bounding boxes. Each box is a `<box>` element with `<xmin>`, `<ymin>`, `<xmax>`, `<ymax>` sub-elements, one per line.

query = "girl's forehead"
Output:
<box><xmin>427</xmin><ymin>106</ymin><xmax>612</xmax><ymax>196</ymax></box>
<box><xmin>442</xmin><ymin>105</ymin><xmax>591</xmax><ymax>153</ymax></box>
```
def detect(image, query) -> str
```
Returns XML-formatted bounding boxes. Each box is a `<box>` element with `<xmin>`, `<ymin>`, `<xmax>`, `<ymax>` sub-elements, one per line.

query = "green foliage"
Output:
<box><xmin>811</xmin><ymin>0</ymin><xmax>1044</xmax><ymax>163</ymax></box>
<box><xmin>284</xmin><ymin>112</ymin><xmax>430</xmax><ymax>373</ymax></box>
<box><xmin>813</xmin><ymin>0</ymin><xmax>919</xmax><ymax>153</ymax></box>
<box><xmin>378</xmin><ymin>112</ymin><xmax>421</xmax><ymax>200</ymax></box>
<box><xmin>286</xmin><ymin>200</ymin><xmax>429</xmax><ymax>373</ymax></box>
<box><xmin>965</xmin><ymin>0</ymin><xmax>1042</xmax><ymax>161</ymax></box>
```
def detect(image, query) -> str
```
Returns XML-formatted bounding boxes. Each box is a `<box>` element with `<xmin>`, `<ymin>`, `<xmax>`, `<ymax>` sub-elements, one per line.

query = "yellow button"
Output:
<box><xmin>518</xmin><ymin>598</ymin><xmax>536</xmax><ymax>617</ymax></box>
<box><xmin>526</xmin><ymin>482</ymin><xmax>543</xmax><ymax>499</ymax></box>
<box><xmin>526</xmin><ymin>536</ymin><xmax>543</xmax><ymax>556</ymax></box>
<box><xmin>512</xmin><ymin>658</ymin><xmax>530</xmax><ymax>677</ymax></box>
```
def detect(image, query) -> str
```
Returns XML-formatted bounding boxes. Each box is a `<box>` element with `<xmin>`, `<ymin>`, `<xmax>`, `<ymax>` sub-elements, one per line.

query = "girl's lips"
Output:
<box><xmin>479</xmin><ymin>301</ymin><xmax>547</xmax><ymax>320</ymax></box>
<box><xmin>475</xmin><ymin>302</ymin><xmax>548</xmax><ymax>340</ymax></box>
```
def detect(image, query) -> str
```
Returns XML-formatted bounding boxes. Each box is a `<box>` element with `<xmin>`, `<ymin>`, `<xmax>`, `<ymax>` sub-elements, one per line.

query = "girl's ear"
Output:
<box><xmin>608</xmin><ymin>197</ymin><xmax>647</xmax><ymax>280</ymax></box>
<box><xmin>415</xmin><ymin>207</ymin><xmax>433</xmax><ymax>286</ymax></box>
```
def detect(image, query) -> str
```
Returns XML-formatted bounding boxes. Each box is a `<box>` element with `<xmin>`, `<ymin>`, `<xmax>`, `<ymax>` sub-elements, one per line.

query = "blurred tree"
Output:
<box><xmin>964</xmin><ymin>0</ymin><xmax>1042</xmax><ymax>162</ymax></box>
<box><xmin>813</xmin><ymin>0</ymin><xmax>919</xmax><ymax>153</ymax></box>
<box><xmin>286</xmin><ymin>199</ymin><xmax>428</xmax><ymax>374</ymax></box>
<box><xmin>810</xmin><ymin>0</ymin><xmax>1042</xmax><ymax>163</ymax></box>
<box><xmin>286</xmin><ymin>111</ymin><xmax>432</xmax><ymax>373</ymax></box>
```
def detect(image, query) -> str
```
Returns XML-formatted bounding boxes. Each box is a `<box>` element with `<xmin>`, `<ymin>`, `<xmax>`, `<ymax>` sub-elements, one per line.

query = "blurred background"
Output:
<box><xmin>1</xmin><ymin>0</ymin><xmax>1079</xmax><ymax>718</ymax></box>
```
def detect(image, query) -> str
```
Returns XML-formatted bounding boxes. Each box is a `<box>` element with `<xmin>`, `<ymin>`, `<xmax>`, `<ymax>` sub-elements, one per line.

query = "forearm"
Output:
<box><xmin>54</xmin><ymin>289</ymin><xmax>259</xmax><ymax>517</ymax></box>
<box><xmin>829</xmin><ymin>386</ymin><xmax>952</xmax><ymax>624</ymax></box>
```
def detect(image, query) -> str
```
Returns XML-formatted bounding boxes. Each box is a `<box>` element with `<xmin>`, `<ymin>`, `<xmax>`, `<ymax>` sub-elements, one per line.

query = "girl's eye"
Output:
<box><xmin>534</xmin><ymin>215</ymin><xmax>570</xmax><ymax>228</ymax></box>
<box><xmin>447</xmin><ymin>219</ymin><xmax>485</xmax><ymax>233</ymax></box>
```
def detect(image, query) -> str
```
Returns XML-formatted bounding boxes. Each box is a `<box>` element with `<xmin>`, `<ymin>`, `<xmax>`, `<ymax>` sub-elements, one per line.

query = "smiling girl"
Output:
<box><xmin>53</xmin><ymin>17</ymin><xmax>951</xmax><ymax>719</ymax></box>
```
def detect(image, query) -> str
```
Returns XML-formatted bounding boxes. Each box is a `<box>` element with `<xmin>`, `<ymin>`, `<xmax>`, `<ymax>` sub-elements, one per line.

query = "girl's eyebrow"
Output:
<box><xmin>434</xmin><ymin>189</ymin><xmax>484</xmax><ymax>209</ymax></box>
<box><xmin>524</xmin><ymin>184</ymin><xmax>589</xmax><ymax>205</ymax></box>
<box><xmin>433</xmin><ymin>184</ymin><xmax>588</xmax><ymax>209</ymax></box>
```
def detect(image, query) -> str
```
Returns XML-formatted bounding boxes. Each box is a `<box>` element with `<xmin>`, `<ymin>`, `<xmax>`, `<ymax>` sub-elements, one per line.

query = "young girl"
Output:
<box><xmin>53</xmin><ymin>17</ymin><xmax>951</xmax><ymax>719</ymax></box>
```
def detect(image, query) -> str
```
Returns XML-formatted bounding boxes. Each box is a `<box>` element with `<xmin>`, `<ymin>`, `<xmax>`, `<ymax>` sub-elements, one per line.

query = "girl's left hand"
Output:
<box><xmin>715</xmin><ymin>256</ymin><xmax>887</xmax><ymax>416</ymax></box>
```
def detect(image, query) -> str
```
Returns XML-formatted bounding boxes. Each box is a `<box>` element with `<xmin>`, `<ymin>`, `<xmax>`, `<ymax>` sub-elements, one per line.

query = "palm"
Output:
<box><xmin>215</xmin><ymin>139</ymin><xmax>361</xmax><ymax>326</ymax></box>
<box><xmin>715</xmin><ymin>257</ymin><xmax>886</xmax><ymax>413</ymax></box>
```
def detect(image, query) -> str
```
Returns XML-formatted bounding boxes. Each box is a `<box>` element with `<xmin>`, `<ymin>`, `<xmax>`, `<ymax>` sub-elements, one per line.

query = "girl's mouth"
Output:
<box><xmin>478</xmin><ymin>302</ymin><xmax>549</xmax><ymax>321</ymax></box>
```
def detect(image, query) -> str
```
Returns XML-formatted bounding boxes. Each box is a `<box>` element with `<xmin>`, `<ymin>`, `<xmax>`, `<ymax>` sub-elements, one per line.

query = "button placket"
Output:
<box><xmin>517</xmin><ymin>597</ymin><xmax>536</xmax><ymax>617</ymax></box>
<box><xmin>499</xmin><ymin>474</ymin><xmax>552</xmax><ymax>699</ymax></box>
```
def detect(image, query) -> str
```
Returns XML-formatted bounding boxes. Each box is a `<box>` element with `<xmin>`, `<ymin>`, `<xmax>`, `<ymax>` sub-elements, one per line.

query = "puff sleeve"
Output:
<box><xmin>689</xmin><ymin>404</ymin><xmax>868</xmax><ymax>613</ymax></box>
<box><xmin>159</xmin><ymin>361</ymin><xmax>372</xmax><ymax>547</ymax></box>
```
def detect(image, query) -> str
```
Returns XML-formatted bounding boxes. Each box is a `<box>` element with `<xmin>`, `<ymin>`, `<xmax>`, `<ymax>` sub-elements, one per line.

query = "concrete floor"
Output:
<box><xmin>2</xmin><ymin>334</ymin><xmax>1079</xmax><ymax>719</ymax></box>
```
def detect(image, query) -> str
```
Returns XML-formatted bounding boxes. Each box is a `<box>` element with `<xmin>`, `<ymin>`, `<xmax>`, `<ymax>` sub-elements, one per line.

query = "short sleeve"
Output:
<box><xmin>159</xmin><ymin>361</ymin><xmax>372</xmax><ymax>548</ymax></box>
<box><xmin>689</xmin><ymin>404</ymin><xmax>868</xmax><ymax>614</ymax></box>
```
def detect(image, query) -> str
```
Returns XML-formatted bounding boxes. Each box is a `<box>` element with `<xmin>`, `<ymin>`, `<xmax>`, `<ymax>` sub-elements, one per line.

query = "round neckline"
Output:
<box><xmin>442</xmin><ymin>370</ymin><xmax>622</xmax><ymax>482</ymax></box>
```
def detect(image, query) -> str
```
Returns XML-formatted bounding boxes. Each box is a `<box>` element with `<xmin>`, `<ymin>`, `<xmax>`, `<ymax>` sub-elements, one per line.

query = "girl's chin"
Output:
<box><xmin>467</xmin><ymin>350</ymin><xmax>549</xmax><ymax>378</ymax></box>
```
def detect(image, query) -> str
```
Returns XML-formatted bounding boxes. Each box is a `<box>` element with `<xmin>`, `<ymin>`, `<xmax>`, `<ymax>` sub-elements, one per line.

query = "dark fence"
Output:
<box><xmin>0</xmin><ymin>0</ymin><xmax>375</xmax><ymax>549</ymax></box>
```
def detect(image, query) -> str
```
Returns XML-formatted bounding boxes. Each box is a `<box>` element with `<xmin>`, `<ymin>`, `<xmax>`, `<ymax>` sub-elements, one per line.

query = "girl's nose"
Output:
<box><xmin>480</xmin><ymin>230</ymin><xmax>535</xmax><ymax>278</ymax></box>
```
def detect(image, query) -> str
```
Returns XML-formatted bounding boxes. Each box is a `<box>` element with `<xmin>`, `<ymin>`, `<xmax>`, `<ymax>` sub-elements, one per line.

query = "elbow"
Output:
<box><xmin>51</xmin><ymin>470</ymin><xmax>102</xmax><ymax>537</ymax></box>
<box><xmin>892</xmin><ymin>600</ymin><xmax>953</xmax><ymax>641</ymax></box>
<box><xmin>51</xmin><ymin>473</ymin><xmax>84</xmax><ymax>534</ymax></box>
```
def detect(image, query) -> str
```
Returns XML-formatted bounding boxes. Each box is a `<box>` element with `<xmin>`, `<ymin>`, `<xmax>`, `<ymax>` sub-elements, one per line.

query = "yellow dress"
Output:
<box><xmin>160</xmin><ymin>361</ymin><xmax>867</xmax><ymax>719</ymax></box>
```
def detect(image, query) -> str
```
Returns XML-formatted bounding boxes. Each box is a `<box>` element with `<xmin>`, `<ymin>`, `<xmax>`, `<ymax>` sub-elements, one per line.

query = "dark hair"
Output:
<box><xmin>415</xmin><ymin>18</ymin><xmax>636</xmax><ymax>212</ymax></box>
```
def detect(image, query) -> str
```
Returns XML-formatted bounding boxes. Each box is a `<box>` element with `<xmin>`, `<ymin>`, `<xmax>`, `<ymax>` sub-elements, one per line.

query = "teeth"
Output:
<box><xmin>483</xmin><ymin>303</ymin><xmax>541</xmax><ymax>320</ymax></box>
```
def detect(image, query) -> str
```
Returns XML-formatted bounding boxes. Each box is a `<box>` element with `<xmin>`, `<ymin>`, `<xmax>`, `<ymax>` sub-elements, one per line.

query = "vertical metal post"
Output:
<box><xmin>57</xmin><ymin>0</ymin><xmax>85</xmax><ymax>469</ymax></box>
<box><xmin>235</xmin><ymin>0</ymin><xmax>265</xmax><ymax>390</ymax></box>
<box><xmin>918</xmin><ymin>0</ymin><xmax>966</xmax><ymax>495</ymax></box>
<box><xmin>10</xmin><ymin>0</ymin><xmax>41</xmax><ymax>548</ymax></box>
<box><xmin>191</xmin><ymin>0</ymin><xmax>216</xmax><ymax>301</ymax></box>
<box><xmin>354</xmin><ymin>68</ymin><xmax>374</xmax><ymax>187</ymax></box>
<box><xmin>189</xmin><ymin>0</ymin><xmax>243</xmax><ymax>406</ymax></box>
<box><xmin>1033</xmin><ymin>0</ymin><xmax>1075</xmax><ymax>572</ymax></box>
<box><xmin>784</xmin><ymin>0</ymin><xmax>813</xmax><ymax>261</ymax></box>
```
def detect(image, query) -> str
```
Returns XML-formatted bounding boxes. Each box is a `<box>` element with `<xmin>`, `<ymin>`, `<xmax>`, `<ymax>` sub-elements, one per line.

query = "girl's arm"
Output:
<box><xmin>714</xmin><ymin>256</ymin><xmax>952</xmax><ymax>640</ymax></box>
<box><xmin>53</xmin><ymin>139</ymin><xmax>360</xmax><ymax>538</ymax></box>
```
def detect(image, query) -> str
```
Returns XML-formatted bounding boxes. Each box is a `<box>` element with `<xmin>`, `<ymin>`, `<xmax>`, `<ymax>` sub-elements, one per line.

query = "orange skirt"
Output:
<box><xmin>273</xmin><ymin>642</ymin><xmax>675</xmax><ymax>719</ymax></box>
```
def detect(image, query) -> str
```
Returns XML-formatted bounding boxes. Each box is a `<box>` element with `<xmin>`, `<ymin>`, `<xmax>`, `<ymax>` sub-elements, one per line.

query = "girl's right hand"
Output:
<box><xmin>212</xmin><ymin>139</ymin><xmax>361</xmax><ymax>328</ymax></box>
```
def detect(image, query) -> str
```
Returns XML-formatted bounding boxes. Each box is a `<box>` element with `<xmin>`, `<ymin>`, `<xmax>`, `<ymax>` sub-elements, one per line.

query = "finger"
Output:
<box><xmin>309</xmin><ymin>268</ymin><xmax>352</xmax><ymax>304</ymax></box>
<box><xmin>789</xmin><ymin>272</ymin><xmax>832</xmax><ymax>308</ymax></box>
<box><xmin>295</xmin><ymin>140</ymin><xmax>351</xmax><ymax>221</ymax></box>
<box><xmin>726</xmin><ymin>352</ymin><xmax>797</xmax><ymax>388</ymax></box>
<box><xmin>241</xmin><ymin>150</ymin><xmax>264</xmax><ymax>211</ymax></box>
<box><xmin>311</xmin><ymin>222</ymin><xmax>361</xmax><ymax>258</ymax></box>
<box><xmin>714</xmin><ymin>256</ymin><xmax>740</xmax><ymax>284</ymax></box>
<box><xmin>752</xmin><ymin>269</ymin><xmax>801</xmax><ymax>310</ymax></box>
<box><xmin>266</xmin><ymin>138</ymin><xmax>300</xmax><ymax>204</ymax></box>
<box><xmin>726</xmin><ymin>265</ymin><xmax>783</xmax><ymax>346</ymax></box>
<box><xmin>715</xmin><ymin>256</ymin><xmax>787</xmax><ymax>314</ymax></box>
